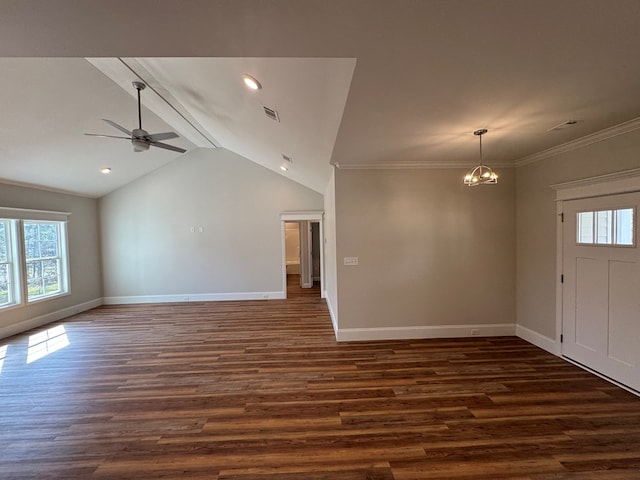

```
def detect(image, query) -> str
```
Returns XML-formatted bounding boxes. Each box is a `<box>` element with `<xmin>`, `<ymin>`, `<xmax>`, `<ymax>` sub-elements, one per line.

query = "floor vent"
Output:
<box><xmin>263</xmin><ymin>106</ymin><xmax>280</xmax><ymax>122</ymax></box>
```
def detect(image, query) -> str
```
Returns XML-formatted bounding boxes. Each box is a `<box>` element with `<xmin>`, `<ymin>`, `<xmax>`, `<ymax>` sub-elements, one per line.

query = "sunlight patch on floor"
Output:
<box><xmin>27</xmin><ymin>325</ymin><xmax>69</xmax><ymax>364</ymax></box>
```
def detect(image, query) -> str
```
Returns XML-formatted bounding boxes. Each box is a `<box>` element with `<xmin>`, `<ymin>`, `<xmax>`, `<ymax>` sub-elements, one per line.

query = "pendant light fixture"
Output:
<box><xmin>463</xmin><ymin>129</ymin><xmax>498</xmax><ymax>186</ymax></box>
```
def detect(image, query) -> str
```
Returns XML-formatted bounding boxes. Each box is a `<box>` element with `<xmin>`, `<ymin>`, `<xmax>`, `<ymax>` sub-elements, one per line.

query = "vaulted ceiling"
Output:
<box><xmin>0</xmin><ymin>57</ymin><xmax>353</xmax><ymax>196</ymax></box>
<box><xmin>1</xmin><ymin>0</ymin><xmax>639</xmax><ymax>197</ymax></box>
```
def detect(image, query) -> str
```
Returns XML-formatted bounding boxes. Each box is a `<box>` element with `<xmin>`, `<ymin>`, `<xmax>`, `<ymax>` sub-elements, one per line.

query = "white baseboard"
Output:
<box><xmin>103</xmin><ymin>291</ymin><xmax>286</xmax><ymax>305</ymax></box>
<box><xmin>335</xmin><ymin>323</ymin><xmax>515</xmax><ymax>342</ymax></box>
<box><xmin>0</xmin><ymin>298</ymin><xmax>103</xmax><ymax>340</ymax></box>
<box><xmin>516</xmin><ymin>324</ymin><xmax>560</xmax><ymax>355</ymax></box>
<box><xmin>324</xmin><ymin>295</ymin><xmax>339</xmax><ymax>336</ymax></box>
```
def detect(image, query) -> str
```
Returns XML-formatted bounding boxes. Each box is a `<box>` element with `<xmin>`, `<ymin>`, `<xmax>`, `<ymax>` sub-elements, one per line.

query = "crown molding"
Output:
<box><xmin>515</xmin><ymin>117</ymin><xmax>640</xmax><ymax>167</ymax></box>
<box><xmin>333</xmin><ymin>117</ymin><xmax>640</xmax><ymax>171</ymax></box>
<box><xmin>0</xmin><ymin>178</ymin><xmax>92</xmax><ymax>198</ymax></box>
<box><xmin>335</xmin><ymin>161</ymin><xmax>514</xmax><ymax>170</ymax></box>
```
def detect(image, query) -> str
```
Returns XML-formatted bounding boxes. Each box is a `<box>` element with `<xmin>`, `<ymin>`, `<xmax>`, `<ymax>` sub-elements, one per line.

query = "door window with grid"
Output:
<box><xmin>577</xmin><ymin>208</ymin><xmax>635</xmax><ymax>246</ymax></box>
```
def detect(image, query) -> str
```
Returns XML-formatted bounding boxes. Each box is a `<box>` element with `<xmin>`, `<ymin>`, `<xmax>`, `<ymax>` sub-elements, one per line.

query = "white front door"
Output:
<box><xmin>562</xmin><ymin>192</ymin><xmax>640</xmax><ymax>392</ymax></box>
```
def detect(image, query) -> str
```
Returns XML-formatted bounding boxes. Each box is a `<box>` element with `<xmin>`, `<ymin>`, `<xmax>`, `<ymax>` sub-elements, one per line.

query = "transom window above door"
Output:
<box><xmin>577</xmin><ymin>208</ymin><xmax>634</xmax><ymax>246</ymax></box>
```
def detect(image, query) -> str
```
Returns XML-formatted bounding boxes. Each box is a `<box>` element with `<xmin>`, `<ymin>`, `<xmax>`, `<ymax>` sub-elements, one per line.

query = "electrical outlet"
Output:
<box><xmin>343</xmin><ymin>257</ymin><xmax>359</xmax><ymax>266</ymax></box>
<box><xmin>471</xmin><ymin>328</ymin><xmax>480</xmax><ymax>336</ymax></box>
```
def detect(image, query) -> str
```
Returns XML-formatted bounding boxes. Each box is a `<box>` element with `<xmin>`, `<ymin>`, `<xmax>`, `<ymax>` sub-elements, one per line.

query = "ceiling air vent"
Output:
<box><xmin>547</xmin><ymin>120</ymin><xmax>578</xmax><ymax>132</ymax></box>
<box><xmin>263</xmin><ymin>106</ymin><xmax>280</xmax><ymax>122</ymax></box>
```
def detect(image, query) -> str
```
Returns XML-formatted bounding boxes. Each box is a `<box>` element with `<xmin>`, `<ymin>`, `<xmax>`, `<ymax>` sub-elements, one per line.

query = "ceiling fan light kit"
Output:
<box><xmin>85</xmin><ymin>81</ymin><xmax>187</xmax><ymax>154</ymax></box>
<box><xmin>463</xmin><ymin>128</ymin><xmax>498</xmax><ymax>186</ymax></box>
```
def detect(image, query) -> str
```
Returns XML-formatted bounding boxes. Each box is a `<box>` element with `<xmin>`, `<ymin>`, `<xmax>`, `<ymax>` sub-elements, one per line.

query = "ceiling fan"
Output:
<box><xmin>85</xmin><ymin>81</ymin><xmax>186</xmax><ymax>153</ymax></box>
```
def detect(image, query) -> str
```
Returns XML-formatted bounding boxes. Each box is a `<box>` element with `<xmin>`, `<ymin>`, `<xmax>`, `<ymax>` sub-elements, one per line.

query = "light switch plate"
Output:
<box><xmin>343</xmin><ymin>256</ymin><xmax>359</xmax><ymax>266</ymax></box>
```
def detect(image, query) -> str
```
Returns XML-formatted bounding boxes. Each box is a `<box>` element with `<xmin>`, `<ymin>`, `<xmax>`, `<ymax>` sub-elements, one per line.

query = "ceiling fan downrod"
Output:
<box><xmin>132</xmin><ymin>81</ymin><xmax>146</xmax><ymax>130</ymax></box>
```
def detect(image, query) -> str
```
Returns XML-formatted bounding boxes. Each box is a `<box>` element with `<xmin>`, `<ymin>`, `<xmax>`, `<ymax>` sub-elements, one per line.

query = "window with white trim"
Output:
<box><xmin>0</xmin><ymin>220</ymin><xmax>19</xmax><ymax>307</ymax></box>
<box><xmin>577</xmin><ymin>208</ymin><xmax>635</xmax><ymax>246</ymax></box>
<box><xmin>0</xmin><ymin>209</ymin><xmax>70</xmax><ymax>310</ymax></box>
<box><xmin>24</xmin><ymin>221</ymin><xmax>68</xmax><ymax>301</ymax></box>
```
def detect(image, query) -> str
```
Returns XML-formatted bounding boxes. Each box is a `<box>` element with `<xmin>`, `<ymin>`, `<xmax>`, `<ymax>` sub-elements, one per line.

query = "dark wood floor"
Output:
<box><xmin>286</xmin><ymin>273</ymin><xmax>321</xmax><ymax>297</ymax></box>
<box><xmin>1</xmin><ymin>296</ymin><xmax>640</xmax><ymax>479</ymax></box>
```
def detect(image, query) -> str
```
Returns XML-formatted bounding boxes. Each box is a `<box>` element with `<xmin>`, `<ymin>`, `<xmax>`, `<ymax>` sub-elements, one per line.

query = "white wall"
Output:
<box><xmin>99</xmin><ymin>147</ymin><xmax>323</xmax><ymax>302</ymax></box>
<box><xmin>516</xmin><ymin>128</ymin><xmax>640</xmax><ymax>344</ymax></box>
<box><xmin>0</xmin><ymin>183</ymin><xmax>102</xmax><ymax>339</ymax></box>
<box><xmin>334</xmin><ymin>167</ymin><xmax>516</xmax><ymax>340</ymax></box>
<box><xmin>323</xmin><ymin>168</ymin><xmax>339</xmax><ymax>330</ymax></box>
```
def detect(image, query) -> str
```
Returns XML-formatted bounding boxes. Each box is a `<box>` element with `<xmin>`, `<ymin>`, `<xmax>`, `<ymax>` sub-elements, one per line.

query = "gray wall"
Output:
<box><xmin>99</xmin><ymin>147</ymin><xmax>323</xmax><ymax>300</ymax></box>
<box><xmin>6</xmin><ymin>127</ymin><xmax>638</xmax><ymax>344</ymax></box>
<box><xmin>0</xmin><ymin>183</ymin><xmax>102</xmax><ymax>338</ymax></box>
<box><xmin>516</xmin><ymin>129</ymin><xmax>640</xmax><ymax>339</ymax></box>
<box><xmin>335</xmin><ymin>167</ymin><xmax>516</xmax><ymax>331</ymax></box>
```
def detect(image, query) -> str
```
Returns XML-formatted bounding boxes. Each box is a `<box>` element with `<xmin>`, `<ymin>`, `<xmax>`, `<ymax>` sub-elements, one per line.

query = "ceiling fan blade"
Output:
<box><xmin>102</xmin><ymin>119</ymin><xmax>132</xmax><ymax>136</ymax></box>
<box><xmin>147</xmin><ymin>132</ymin><xmax>179</xmax><ymax>142</ymax></box>
<box><xmin>149</xmin><ymin>141</ymin><xmax>187</xmax><ymax>154</ymax></box>
<box><xmin>84</xmin><ymin>133</ymin><xmax>132</xmax><ymax>140</ymax></box>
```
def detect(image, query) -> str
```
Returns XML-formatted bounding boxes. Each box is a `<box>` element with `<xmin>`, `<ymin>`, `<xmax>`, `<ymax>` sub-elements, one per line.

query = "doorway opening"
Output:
<box><xmin>281</xmin><ymin>212</ymin><xmax>324</xmax><ymax>299</ymax></box>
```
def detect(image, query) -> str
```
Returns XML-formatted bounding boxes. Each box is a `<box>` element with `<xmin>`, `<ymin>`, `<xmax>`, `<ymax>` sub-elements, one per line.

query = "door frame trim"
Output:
<box><xmin>551</xmin><ymin>167</ymin><xmax>640</xmax><ymax>201</ymax></box>
<box><xmin>552</xmin><ymin>168</ymin><xmax>640</xmax><ymax>358</ymax></box>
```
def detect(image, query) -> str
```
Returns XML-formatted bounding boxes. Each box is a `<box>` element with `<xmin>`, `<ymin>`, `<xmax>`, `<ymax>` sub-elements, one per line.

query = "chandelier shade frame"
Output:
<box><xmin>464</xmin><ymin>128</ymin><xmax>498</xmax><ymax>186</ymax></box>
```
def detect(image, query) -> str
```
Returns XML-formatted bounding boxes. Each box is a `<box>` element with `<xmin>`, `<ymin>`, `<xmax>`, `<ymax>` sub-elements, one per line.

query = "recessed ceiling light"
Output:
<box><xmin>243</xmin><ymin>74</ymin><xmax>262</xmax><ymax>90</ymax></box>
<box><xmin>100</xmin><ymin>167</ymin><xmax>112</xmax><ymax>175</ymax></box>
<box><xmin>280</xmin><ymin>154</ymin><xmax>293</xmax><ymax>172</ymax></box>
